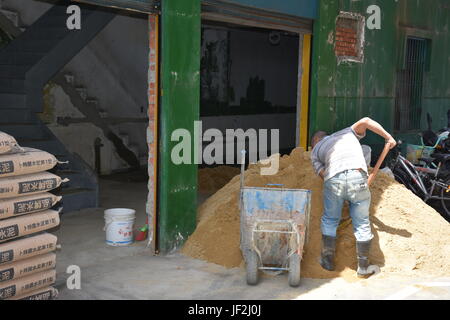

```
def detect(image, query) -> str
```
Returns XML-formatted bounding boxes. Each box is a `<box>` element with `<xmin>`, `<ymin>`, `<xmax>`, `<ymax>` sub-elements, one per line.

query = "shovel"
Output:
<box><xmin>368</xmin><ymin>143</ymin><xmax>391</xmax><ymax>186</ymax></box>
<box><xmin>363</xmin><ymin>143</ymin><xmax>392</xmax><ymax>278</ymax></box>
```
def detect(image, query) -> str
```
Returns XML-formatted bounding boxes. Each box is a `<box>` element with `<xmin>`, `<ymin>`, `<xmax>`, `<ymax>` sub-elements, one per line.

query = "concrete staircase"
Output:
<box><xmin>61</xmin><ymin>72</ymin><xmax>148</xmax><ymax>167</ymax></box>
<box><xmin>0</xmin><ymin>0</ymin><xmax>116</xmax><ymax>212</ymax></box>
<box><xmin>52</xmin><ymin>72</ymin><xmax>142</xmax><ymax>169</ymax></box>
<box><xmin>62</xmin><ymin>71</ymin><xmax>147</xmax><ymax>167</ymax></box>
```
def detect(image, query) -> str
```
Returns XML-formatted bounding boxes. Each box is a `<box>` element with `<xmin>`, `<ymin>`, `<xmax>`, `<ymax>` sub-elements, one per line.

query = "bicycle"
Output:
<box><xmin>388</xmin><ymin>140</ymin><xmax>450</xmax><ymax>220</ymax></box>
<box><xmin>406</xmin><ymin>134</ymin><xmax>448</xmax><ymax>169</ymax></box>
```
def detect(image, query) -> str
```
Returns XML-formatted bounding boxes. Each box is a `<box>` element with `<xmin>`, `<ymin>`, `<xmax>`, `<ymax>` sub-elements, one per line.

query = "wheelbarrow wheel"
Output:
<box><xmin>246</xmin><ymin>250</ymin><xmax>259</xmax><ymax>285</ymax></box>
<box><xmin>288</xmin><ymin>253</ymin><xmax>301</xmax><ymax>287</ymax></box>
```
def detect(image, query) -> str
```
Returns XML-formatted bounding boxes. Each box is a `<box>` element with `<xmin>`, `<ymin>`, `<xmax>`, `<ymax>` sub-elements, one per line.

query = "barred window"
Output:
<box><xmin>394</xmin><ymin>37</ymin><xmax>430</xmax><ymax>131</ymax></box>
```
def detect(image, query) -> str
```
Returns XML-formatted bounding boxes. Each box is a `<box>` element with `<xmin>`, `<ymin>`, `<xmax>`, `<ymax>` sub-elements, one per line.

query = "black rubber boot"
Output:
<box><xmin>320</xmin><ymin>235</ymin><xmax>336</xmax><ymax>271</ymax></box>
<box><xmin>356</xmin><ymin>240</ymin><xmax>378</xmax><ymax>278</ymax></box>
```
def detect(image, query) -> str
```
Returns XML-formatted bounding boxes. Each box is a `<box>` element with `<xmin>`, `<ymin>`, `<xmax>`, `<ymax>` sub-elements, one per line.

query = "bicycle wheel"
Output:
<box><xmin>439</xmin><ymin>176</ymin><xmax>450</xmax><ymax>221</ymax></box>
<box><xmin>394</xmin><ymin>168</ymin><xmax>423</xmax><ymax>199</ymax></box>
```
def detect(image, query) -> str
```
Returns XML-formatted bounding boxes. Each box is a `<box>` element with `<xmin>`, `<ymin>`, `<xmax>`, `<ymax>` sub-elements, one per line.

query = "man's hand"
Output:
<box><xmin>386</xmin><ymin>136</ymin><xmax>397</xmax><ymax>149</ymax></box>
<box><xmin>319</xmin><ymin>169</ymin><xmax>325</xmax><ymax>179</ymax></box>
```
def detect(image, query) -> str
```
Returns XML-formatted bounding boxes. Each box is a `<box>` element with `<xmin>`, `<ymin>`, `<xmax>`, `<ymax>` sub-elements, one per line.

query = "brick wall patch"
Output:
<box><xmin>335</xmin><ymin>12</ymin><xmax>365</xmax><ymax>64</ymax></box>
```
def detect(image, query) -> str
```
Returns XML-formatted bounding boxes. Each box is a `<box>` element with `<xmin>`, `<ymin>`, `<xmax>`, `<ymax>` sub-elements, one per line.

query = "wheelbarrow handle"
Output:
<box><xmin>368</xmin><ymin>143</ymin><xmax>391</xmax><ymax>186</ymax></box>
<box><xmin>239</xmin><ymin>150</ymin><xmax>246</xmax><ymax>210</ymax></box>
<box><xmin>240</xmin><ymin>150</ymin><xmax>246</xmax><ymax>189</ymax></box>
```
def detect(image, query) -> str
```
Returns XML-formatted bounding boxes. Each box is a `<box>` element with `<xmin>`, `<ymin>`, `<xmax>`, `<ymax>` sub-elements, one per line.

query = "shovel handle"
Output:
<box><xmin>368</xmin><ymin>143</ymin><xmax>391</xmax><ymax>186</ymax></box>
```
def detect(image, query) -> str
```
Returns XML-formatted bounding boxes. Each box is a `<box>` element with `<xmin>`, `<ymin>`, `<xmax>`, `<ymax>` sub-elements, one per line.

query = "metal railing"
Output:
<box><xmin>394</xmin><ymin>37</ymin><xmax>428</xmax><ymax>131</ymax></box>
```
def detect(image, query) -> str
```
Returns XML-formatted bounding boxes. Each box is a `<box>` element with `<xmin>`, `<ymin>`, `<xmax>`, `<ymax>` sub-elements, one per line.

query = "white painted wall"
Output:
<box><xmin>64</xmin><ymin>13</ymin><xmax>149</xmax><ymax>160</ymax></box>
<box><xmin>62</xmin><ymin>8</ymin><xmax>149</xmax><ymax>159</ymax></box>
<box><xmin>65</xmin><ymin>13</ymin><xmax>149</xmax><ymax>119</ymax></box>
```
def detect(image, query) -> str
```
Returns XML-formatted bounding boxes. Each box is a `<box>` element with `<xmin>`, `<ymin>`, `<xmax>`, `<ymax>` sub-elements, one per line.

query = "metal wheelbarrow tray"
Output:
<box><xmin>239</xmin><ymin>152</ymin><xmax>311</xmax><ymax>287</ymax></box>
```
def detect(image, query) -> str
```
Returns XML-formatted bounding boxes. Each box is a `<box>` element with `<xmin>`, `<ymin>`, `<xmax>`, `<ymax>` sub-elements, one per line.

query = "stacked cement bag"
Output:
<box><xmin>0</xmin><ymin>131</ymin><xmax>22</xmax><ymax>155</ymax></box>
<box><xmin>0</xmin><ymin>131</ymin><xmax>66</xmax><ymax>300</ymax></box>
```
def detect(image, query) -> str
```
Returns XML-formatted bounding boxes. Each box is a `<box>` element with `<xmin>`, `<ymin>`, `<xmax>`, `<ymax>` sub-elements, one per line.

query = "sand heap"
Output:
<box><xmin>198</xmin><ymin>166</ymin><xmax>240</xmax><ymax>194</ymax></box>
<box><xmin>182</xmin><ymin>147</ymin><xmax>450</xmax><ymax>279</ymax></box>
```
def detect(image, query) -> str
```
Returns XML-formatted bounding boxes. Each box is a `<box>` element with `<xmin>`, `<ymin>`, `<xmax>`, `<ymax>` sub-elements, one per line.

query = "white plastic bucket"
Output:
<box><xmin>104</xmin><ymin>208</ymin><xmax>136</xmax><ymax>246</ymax></box>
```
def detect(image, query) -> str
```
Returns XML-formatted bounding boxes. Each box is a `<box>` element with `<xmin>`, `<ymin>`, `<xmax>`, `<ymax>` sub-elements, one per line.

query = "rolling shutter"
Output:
<box><xmin>202</xmin><ymin>0</ymin><xmax>313</xmax><ymax>34</ymax></box>
<box><xmin>72</xmin><ymin>0</ymin><xmax>159</xmax><ymax>14</ymax></box>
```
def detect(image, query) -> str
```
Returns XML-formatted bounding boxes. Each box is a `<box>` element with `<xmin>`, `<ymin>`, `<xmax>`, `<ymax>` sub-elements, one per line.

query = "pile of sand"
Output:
<box><xmin>198</xmin><ymin>166</ymin><xmax>240</xmax><ymax>194</ymax></box>
<box><xmin>182</xmin><ymin>147</ymin><xmax>450</xmax><ymax>280</ymax></box>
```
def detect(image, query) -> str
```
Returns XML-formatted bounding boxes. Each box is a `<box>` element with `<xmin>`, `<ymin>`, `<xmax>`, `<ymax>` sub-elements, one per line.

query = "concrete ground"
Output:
<box><xmin>53</xmin><ymin>172</ymin><xmax>450</xmax><ymax>300</ymax></box>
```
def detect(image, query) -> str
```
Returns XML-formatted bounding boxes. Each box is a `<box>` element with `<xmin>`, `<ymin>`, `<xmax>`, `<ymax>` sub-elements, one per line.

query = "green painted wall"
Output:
<box><xmin>310</xmin><ymin>0</ymin><xmax>450</xmax><ymax>156</ymax></box>
<box><xmin>159</xmin><ymin>0</ymin><xmax>201</xmax><ymax>253</ymax></box>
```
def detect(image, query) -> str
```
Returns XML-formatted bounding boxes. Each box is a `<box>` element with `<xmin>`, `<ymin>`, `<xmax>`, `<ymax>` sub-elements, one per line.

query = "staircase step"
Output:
<box><xmin>86</xmin><ymin>98</ymin><xmax>98</xmax><ymax>107</ymax></box>
<box><xmin>0</xmin><ymin>108</ymin><xmax>34</xmax><ymax>123</ymax></box>
<box><xmin>139</xmin><ymin>155</ymin><xmax>148</xmax><ymax>166</ymax></box>
<box><xmin>56</xmin><ymin>171</ymin><xmax>93</xmax><ymax>189</ymax></box>
<box><xmin>64</xmin><ymin>73</ymin><xmax>75</xmax><ymax>85</ymax></box>
<box><xmin>0</xmin><ymin>78</ymin><xmax>26</xmax><ymax>93</ymax></box>
<box><xmin>45</xmin><ymin>11</ymin><xmax>73</xmax><ymax>19</ymax></box>
<box><xmin>0</xmin><ymin>124</ymin><xmax>47</xmax><ymax>140</ymax></box>
<box><xmin>49</xmin><ymin>152</ymin><xmax>70</xmax><ymax>160</ymax></box>
<box><xmin>75</xmin><ymin>87</ymin><xmax>87</xmax><ymax>101</ymax></box>
<box><xmin>7</xmin><ymin>39</ymin><xmax>59</xmax><ymax>54</ymax></box>
<box><xmin>0</xmin><ymin>52</ymin><xmax>45</xmax><ymax>65</ymax></box>
<box><xmin>0</xmin><ymin>9</ymin><xmax>19</xmax><ymax>27</ymax></box>
<box><xmin>17</xmin><ymin>139</ymin><xmax>67</xmax><ymax>154</ymax></box>
<box><xmin>128</xmin><ymin>144</ymin><xmax>140</xmax><ymax>157</ymax></box>
<box><xmin>18</xmin><ymin>26</ymin><xmax>69</xmax><ymax>42</ymax></box>
<box><xmin>0</xmin><ymin>93</ymin><xmax>27</xmax><ymax>108</ymax></box>
<box><xmin>0</xmin><ymin>65</ymin><xmax>29</xmax><ymax>78</ymax></box>
<box><xmin>99</xmin><ymin>111</ymin><xmax>108</xmax><ymax>118</ymax></box>
<box><xmin>119</xmin><ymin>133</ymin><xmax>130</xmax><ymax>146</ymax></box>
<box><xmin>59</xmin><ymin>188</ymin><xmax>98</xmax><ymax>213</ymax></box>
<box><xmin>33</xmin><ymin>14</ymin><xmax>70</xmax><ymax>28</ymax></box>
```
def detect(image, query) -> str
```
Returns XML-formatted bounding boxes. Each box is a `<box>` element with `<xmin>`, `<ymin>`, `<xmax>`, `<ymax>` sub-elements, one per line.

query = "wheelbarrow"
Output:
<box><xmin>239</xmin><ymin>151</ymin><xmax>311</xmax><ymax>287</ymax></box>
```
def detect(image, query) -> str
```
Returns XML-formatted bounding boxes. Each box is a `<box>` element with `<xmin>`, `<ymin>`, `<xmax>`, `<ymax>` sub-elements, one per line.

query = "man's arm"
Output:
<box><xmin>351</xmin><ymin>117</ymin><xmax>396</xmax><ymax>149</ymax></box>
<box><xmin>311</xmin><ymin>150</ymin><xmax>325</xmax><ymax>179</ymax></box>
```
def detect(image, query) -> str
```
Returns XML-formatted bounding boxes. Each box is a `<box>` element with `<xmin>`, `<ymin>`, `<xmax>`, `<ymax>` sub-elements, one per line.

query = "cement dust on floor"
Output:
<box><xmin>53</xmin><ymin>172</ymin><xmax>450</xmax><ymax>300</ymax></box>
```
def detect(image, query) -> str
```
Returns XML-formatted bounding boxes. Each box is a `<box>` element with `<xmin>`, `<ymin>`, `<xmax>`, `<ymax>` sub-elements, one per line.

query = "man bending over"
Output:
<box><xmin>310</xmin><ymin>117</ymin><xmax>396</xmax><ymax>277</ymax></box>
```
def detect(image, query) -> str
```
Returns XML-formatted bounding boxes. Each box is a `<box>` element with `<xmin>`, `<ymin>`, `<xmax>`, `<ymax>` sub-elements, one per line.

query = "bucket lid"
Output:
<box><xmin>104</xmin><ymin>208</ymin><xmax>136</xmax><ymax>217</ymax></box>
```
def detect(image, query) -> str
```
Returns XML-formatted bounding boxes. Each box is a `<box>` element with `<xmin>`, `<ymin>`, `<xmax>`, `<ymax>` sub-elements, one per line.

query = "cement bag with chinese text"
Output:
<box><xmin>0</xmin><ymin>132</ymin><xmax>22</xmax><ymax>155</ymax></box>
<box><xmin>0</xmin><ymin>233</ymin><xmax>57</xmax><ymax>265</ymax></box>
<box><xmin>0</xmin><ymin>148</ymin><xmax>62</xmax><ymax>178</ymax></box>
<box><xmin>0</xmin><ymin>192</ymin><xmax>61</xmax><ymax>220</ymax></box>
<box><xmin>0</xmin><ymin>172</ymin><xmax>69</xmax><ymax>199</ymax></box>
<box><xmin>0</xmin><ymin>209</ymin><xmax>60</xmax><ymax>243</ymax></box>
<box><xmin>6</xmin><ymin>286</ymin><xmax>58</xmax><ymax>300</ymax></box>
<box><xmin>0</xmin><ymin>269</ymin><xmax>56</xmax><ymax>300</ymax></box>
<box><xmin>0</xmin><ymin>253</ymin><xmax>56</xmax><ymax>283</ymax></box>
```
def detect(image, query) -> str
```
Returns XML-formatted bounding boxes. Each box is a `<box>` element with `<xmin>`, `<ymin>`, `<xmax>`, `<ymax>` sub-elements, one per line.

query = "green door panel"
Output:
<box><xmin>158</xmin><ymin>0</ymin><xmax>201</xmax><ymax>253</ymax></box>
